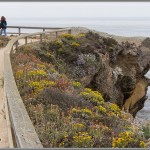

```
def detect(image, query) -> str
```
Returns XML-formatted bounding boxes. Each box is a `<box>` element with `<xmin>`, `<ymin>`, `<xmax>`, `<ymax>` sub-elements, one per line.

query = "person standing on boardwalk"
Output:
<box><xmin>0</xmin><ymin>16</ymin><xmax>7</xmax><ymax>36</ymax></box>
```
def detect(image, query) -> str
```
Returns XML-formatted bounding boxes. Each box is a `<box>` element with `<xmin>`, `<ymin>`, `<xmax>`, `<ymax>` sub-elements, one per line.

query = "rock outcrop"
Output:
<box><xmin>60</xmin><ymin>29</ymin><xmax>150</xmax><ymax>116</ymax></box>
<box><xmin>122</xmin><ymin>78</ymin><xmax>148</xmax><ymax>116</ymax></box>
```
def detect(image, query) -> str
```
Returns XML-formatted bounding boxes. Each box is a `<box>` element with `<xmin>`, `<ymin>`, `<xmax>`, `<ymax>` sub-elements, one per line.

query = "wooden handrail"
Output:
<box><xmin>7</xmin><ymin>26</ymin><xmax>64</xmax><ymax>35</ymax></box>
<box><xmin>7</xmin><ymin>26</ymin><xmax>63</xmax><ymax>30</ymax></box>
<box><xmin>4</xmin><ymin>28</ymin><xmax>72</xmax><ymax>148</ymax></box>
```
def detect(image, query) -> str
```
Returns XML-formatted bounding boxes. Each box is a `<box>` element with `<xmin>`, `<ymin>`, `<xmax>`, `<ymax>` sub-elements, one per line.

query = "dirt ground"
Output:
<box><xmin>0</xmin><ymin>47</ymin><xmax>9</xmax><ymax>148</ymax></box>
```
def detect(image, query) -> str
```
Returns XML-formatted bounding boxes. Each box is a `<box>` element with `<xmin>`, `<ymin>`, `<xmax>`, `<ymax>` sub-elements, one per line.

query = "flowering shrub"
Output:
<box><xmin>95</xmin><ymin>105</ymin><xmax>107</xmax><ymax>114</ymax></box>
<box><xmin>108</xmin><ymin>103</ymin><xmax>121</xmax><ymax>115</ymax></box>
<box><xmin>72</xmin><ymin>81</ymin><xmax>82</xmax><ymax>89</ymax></box>
<box><xmin>59</xmin><ymin>131</ymin><xmax>94</xmax><ymax>148</ymax></box>
<box><xmin>139</xmin><ymin>141</ymin><xmax>147</xmax><ymax>148</ymax></box>
<box><xmin>37</xmin><ymin>64</ymin><xmax>46</xmax><ymax>70</ymax></box>
<box><xmin>71</xmin><ymin>42</ymin><xmax>80</xmax><ymax>47</ymax></box>
<box><xmin>54</xmin><ymin>40</ymin><xmax>63</xmax><ymax>47</ymax></box>
<box><xmin>112</xmin><ymin>131</ymin><xmax>134</xmax><ymax>148</ymax></box>
<box><xmin>16</xmin><ymin>70</ymin><xmax>24</xmax><ymax>79</ymax></box>
<box><xmin>80</xmin><ymin>88</ymin><xmax>104</xmax><ymax>106</ymax></box>
<box><xmin>49</xmin><ymin>67</ymin><xmax>57</xmax><ymax>73</ymax></box>
<box><xmin>29</xmin><ymin>80</ymin><xmax>55</xmax><ymax>93</ymax></box>
<box><xmin>0</xmin><ymin>36</ymin><xmax>10</xmax><ymax>47</ymax></box>
<box><xmin>28</xmin><ymin>70</ymin><xmax>47</xmax><ymax>78</ymax></box>
<box><xmin>72</xmin><ymin>123</ymin><xmax>85</xmax><ymax>132</ymax></box>
<box><xmin>60</xmin><ymin>33</ymin><xmax>75</xmax><ymax>40</ymax></box>
<box><xmin>72</xmin><ymin>132</ymin><xmax>93</xmax><ymax>147</ymax></box>
<box><xmin>75</xmin><ymin>33</ymin><xmax>85</xmax><ymax>38</ymax></box>
<box><xmin>54</xmin><ymin>78</ymin><xmax>71</xmax><ymax>90</ymax></box>
<box><xmin>71</xmin><ymin>108</ymin><xmax>93</xmax><ymax>119</ymax></box>
<box><xmin>112</xmin><ymin>131</ymin><xmax>147</xmax><ymax>148</ymax></box>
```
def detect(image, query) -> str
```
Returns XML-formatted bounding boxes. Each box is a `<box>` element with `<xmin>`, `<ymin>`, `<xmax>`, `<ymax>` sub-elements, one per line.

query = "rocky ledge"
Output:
<box><xmin>67</xmin><ymin>27</ymin><xmax>150</xmax><ymax>117</ymax></box>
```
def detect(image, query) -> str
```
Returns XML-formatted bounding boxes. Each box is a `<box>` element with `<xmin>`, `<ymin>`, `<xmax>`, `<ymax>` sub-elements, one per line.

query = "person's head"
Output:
<box><xmin>1</xmin><ymin>16</ymin><xmax>6</xmax><ymax>21</ymax></box>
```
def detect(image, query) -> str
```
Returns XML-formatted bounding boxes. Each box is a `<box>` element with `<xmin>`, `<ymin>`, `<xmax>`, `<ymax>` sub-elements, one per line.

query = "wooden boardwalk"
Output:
<box><xmin>0</xmin><ymin>38</ymin><xmax>44</xmax><ymax>148</ymax></box>
<box><xmin>0</xmin><ymin>27</ymin><xmax>71</xmax><ymax>148</ymax></box>
<box><xmin>0</xmin><ymin>38</ymin><xmax>41</xmax><ymax>148</ymax></box>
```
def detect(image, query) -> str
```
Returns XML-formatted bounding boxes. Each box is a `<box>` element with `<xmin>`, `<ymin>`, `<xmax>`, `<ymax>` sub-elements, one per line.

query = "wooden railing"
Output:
<box><xmin>4</xmin><ymin>28</ymin><xmax>71</xmax><ymax>148</ymax></box>
<box><xmin>7</xmin><ymin>26</ymin><xmax>64</xmax><ymax>35</ymax></box>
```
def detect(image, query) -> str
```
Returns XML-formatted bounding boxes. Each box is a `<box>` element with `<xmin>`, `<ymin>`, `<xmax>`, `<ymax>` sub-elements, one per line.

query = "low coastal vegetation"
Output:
<box><xmin>0</xmin><ymin>36</ymin><xmax>10</xmax><ymax>48</ymax></box>
<box><xmin>11</xmin><ymin>32</ymin><xmax>149</xmax><ymax>148</ymax></box>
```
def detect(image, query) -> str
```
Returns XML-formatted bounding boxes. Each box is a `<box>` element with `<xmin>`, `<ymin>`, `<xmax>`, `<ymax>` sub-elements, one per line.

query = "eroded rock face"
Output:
<box><xmin>122</xmin><ymin>78</ymin><xmax>148</xmax><ymax>116</ymax></box>
<box><xmin>94</xmin><ymin>40</ymin><xmax>150</xmax><ymax>116</ymax></box>
<box><xmin>141</xmin><ymin>37</ymin><xmax>150</xmax><ymax>48</ymax></box>
<box><xmin>63</xmin><ymin>31</ymin><xmax>150</xmax><ymax>116</ymax></box>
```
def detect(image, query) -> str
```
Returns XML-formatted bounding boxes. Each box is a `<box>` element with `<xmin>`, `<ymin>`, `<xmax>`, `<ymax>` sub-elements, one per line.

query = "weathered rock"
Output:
<box><xmin>141</xmin><ymin>37</ymin><xmax>150</xmax><ymax>48</ymax></box>
<box><xmin>56</xmin><ymin>29</ymin><xmax>150</xmax><ymax>116</ymax></box>
<box><xmin>122</xmin><ymin>78</ymin><xmax>148</xmax><ymax>115</ymax></box>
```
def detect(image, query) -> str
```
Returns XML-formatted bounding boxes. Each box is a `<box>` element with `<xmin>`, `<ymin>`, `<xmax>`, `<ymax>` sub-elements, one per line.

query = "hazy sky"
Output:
<box><xmin>1</xmin><ymin>2</ymin><xmax>150</xmax><ymax>19</ymax></box>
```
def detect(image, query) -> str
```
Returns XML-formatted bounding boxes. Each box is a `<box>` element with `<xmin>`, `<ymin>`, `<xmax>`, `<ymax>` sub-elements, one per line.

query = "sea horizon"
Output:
<box><xmin>6</xmin><ymin>17</ymin><xmax>150</xmax><ymax>37</ymax></box>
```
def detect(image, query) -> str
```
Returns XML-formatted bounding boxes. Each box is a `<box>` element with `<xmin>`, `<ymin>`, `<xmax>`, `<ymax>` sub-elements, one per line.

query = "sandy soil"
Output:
<box><xmin>0</xmin><ymin>47</ymin><xmax>9</xmax><ymax>148</ymax></box>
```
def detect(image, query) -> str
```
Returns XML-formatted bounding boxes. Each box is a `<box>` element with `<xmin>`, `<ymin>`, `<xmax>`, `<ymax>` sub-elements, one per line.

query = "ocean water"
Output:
<box><xmin>7</xmin><ymin>17</ymin><xmax>150</xmax><ymax>37</ymax></box>
<box><xmin>136</xmin><ymin>71</ymin><xmax>150</xmax><ymax>121</ymax></box>
<box><xmin>7</xmin><ymin>17</ymin><xmax>150</xmax><ymax>120</ymax></box>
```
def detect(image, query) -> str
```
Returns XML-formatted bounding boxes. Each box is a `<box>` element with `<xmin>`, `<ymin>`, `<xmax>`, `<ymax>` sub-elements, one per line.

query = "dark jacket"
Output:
<box><xmin>1</xmin><ymin>20</ymin><xmax>7</xmax><ymax>29</ymax></box>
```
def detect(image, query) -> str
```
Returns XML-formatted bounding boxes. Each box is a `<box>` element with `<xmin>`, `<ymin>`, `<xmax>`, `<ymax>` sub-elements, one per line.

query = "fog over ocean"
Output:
<box><xmin>7</xmin><ymin>17</ymin><xmax>150</xmax><ymax>37</ymax></box>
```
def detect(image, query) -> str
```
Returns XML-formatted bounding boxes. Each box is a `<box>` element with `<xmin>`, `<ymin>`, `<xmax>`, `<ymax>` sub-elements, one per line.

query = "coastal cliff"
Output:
<box><xmin>1</xmin><ymin>28</ymin><xmax>149</xmax><ymax>117</ymax></box>
<box><xmin>11</xmin><ymin>28</ymin><xmax>150</xmax><ymax>147</ymax></box>
<box><xmin>56</xmin><ymin>28</ymin><xmax>150</xmax><ymax>117</ymax></box>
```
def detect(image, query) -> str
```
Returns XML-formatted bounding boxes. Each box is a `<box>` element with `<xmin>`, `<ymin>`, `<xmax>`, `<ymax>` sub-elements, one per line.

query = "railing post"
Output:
<box><xmin>43</xmin><ymin>29</ymin><xmax>46</xmax><ymax>39</ymax></box>
<box><xmin>56</xmin><ymin>31</ymin><xmax>58</xmax><ymax>38</ymax></box>
<box><xmin>25</xmin><ymin>37</ymin><xmax>27</xmax><ymax>44</ymax></box>
<box><xmin>16</xmin><ymin>40</ymin><xmax>18</xmax><ymax>50</ymax></box>
<box><xmin>68</xmin><ymin>29</ymin><xmax>71</xmax><ymax>34</ymax></box>
<box><xmin>18</xmin><ymin>28</ymin><xmax>21</xmax><ymax>36</ymax></box>
<box><xmin>11</xmin><ymin>46</ymin><xmax>13</xmax><ymax>51</ymax></box>
<box><xmin>40</xmin><ymin>34</ymin><xmax>42</xmax><ymax>42</ymax></box>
